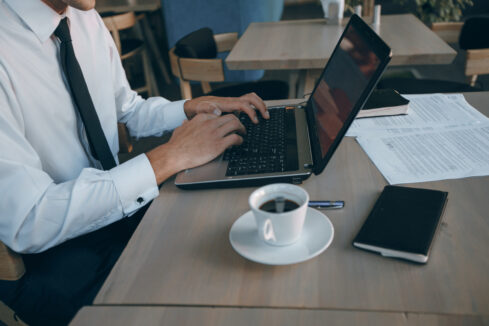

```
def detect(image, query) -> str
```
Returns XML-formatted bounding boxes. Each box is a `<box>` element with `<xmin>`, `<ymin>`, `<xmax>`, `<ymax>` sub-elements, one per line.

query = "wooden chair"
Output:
<box><xmin>169</xmin><ymin>31</ymin><xmax>236</xmax><ymax>99</ymax></box>
<box><xmin>169</xmin><ymin>28</ymin><xmax>288</xmax><ymax>100</ymax></box>
<box><xmin>0</xmin><ymin>242</ymin><xmax>27</xmax><ymax>326</ymax></box>
<box><xmin>102</xmin><ymin>12</ymin><xmax>158</xmax><ymax>97</ymax></box>
<box><xmin>0</xmin><ymin>242</ymin><xmax>24</xmax><ymax>282</ymax></box>
<box><xmin>431</xmin><ymin>19</ymin><xmax>489</xmax><ymax>87</ymax></box>
<box><xmin>103</xmin><ymin>11</ymin><xmax>155</xmax><ymax>154</ymax></box>
<box><xmin>117</xmin><ymin>123</ymin><xmax>133</xmax><ymax>154</ymax></box>
<box><xmin>378</xmin><ymin>17</ymin><xmax>488</xmax><ymax>93</ymax></box>
<box><xmin>465</xmin><ymin>48</ymin><xmax>489</xmax><ymax>86</ymax></box>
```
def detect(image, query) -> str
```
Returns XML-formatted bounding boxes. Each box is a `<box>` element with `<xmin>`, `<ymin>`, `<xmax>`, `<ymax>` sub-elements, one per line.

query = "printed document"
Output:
<box><xmin>349</xmin><ymin>94</ymin><xmax>489</xmax><ymax>184</ymax></box>
<box><xmin>356</xmin><ymin>124</ymin><xmax>489</xmax><ymax>184</ymax></box>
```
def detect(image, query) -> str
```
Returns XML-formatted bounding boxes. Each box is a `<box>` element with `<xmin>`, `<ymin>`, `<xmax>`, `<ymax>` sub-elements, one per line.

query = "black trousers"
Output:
<box><xmin>0</xmin><ymin>204</ymin><xmax>149</xmax><ymax>326</ymax></box>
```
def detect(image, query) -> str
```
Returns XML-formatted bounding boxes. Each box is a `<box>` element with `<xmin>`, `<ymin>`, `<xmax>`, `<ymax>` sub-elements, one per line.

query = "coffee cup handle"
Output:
<box><xmin>263</xmin><ymin>219</ymin><xmax>276</xmax><ymax>243</ymax></box>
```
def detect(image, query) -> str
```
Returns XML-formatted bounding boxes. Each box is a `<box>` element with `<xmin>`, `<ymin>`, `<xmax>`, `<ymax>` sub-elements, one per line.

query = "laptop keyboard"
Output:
<box><xmin>223</xmin><ymin>107</ymin><xmax>299</xmax><ymax>176</ymax></box>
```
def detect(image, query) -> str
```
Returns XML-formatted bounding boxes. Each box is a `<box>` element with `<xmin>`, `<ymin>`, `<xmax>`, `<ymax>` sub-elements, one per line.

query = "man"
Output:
<box><xmin>0</xmin><ymin>0</ymin><xmax>269</xmax><ymax>324</ymax></box>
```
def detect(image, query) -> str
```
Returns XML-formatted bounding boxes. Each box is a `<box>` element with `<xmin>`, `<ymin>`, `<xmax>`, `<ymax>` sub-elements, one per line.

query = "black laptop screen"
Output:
<box><xmin>310</xmin><ymin>22</ymin><xmax>381</xmax><ymax>157</ymax></box>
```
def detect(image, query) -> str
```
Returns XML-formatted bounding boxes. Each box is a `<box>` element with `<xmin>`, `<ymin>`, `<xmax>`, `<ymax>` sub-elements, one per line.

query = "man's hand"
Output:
<box><xmin>184</xmin><ymin>92</ymin><xmax>269</xmax><ymax>124</ymax></box>
<box><xmin>146</xmin><ymin>113</ymin><xmax>245</xmax><ymax>184</ymax></box>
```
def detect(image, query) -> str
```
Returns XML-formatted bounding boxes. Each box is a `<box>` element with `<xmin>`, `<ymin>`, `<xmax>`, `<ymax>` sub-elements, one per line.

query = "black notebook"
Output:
<box><xmin>356</xmin><ymin>89</ymin><xmax>410</xmax><ymax>118</ymax></box>
<box><xmin>353</xmin><ymin>185</ymin><xmax>448</xmax><ymax>263</ymax></box>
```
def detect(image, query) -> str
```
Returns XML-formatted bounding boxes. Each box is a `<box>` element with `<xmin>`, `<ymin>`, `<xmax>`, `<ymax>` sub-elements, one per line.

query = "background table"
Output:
<box><xmin>70</xmin><ymin>306</ymin><xmax>487</xmax><ymax>325</ymax></box>
<box><xmin>226</xmin><ymin>14</ymin><xmax>457</xmax><ymax>97</ymax></box>
<box><xmin>96</xmin><ymin>0</ymin><xmax>160</xmax><ymax>14</ymax></box>
<box><xmin>94</xmin><ymin>92</ymin><xmax>489</xmax><ymax>321</ymax></box>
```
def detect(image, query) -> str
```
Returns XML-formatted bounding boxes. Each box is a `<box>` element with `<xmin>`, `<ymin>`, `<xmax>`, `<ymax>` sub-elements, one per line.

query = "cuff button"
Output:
<box><xmin>137</xmin><ymin>197</ymin><xmax>144</xmax><ymax>204</ymax></box>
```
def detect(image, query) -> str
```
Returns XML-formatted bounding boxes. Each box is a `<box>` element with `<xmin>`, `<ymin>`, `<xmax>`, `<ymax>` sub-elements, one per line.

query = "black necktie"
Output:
<box><xmin>55</xmin><ymin>18</ymin><xmax>116</xmax><ymax>170</ymax></box>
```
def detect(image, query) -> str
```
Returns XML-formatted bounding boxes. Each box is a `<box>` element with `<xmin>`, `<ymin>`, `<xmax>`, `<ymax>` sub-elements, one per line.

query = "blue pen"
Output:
<box><xmin>308</xmin><ymin>200</ymin><xmax>345</xmax><ymax>210</ymax></box>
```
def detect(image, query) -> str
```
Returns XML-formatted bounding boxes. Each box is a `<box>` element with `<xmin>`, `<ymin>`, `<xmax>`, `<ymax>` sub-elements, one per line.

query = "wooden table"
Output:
<box><xmin>95</xmin><ymin>0</ymin><xmax>171</xmax><ymax>84</ymax></box>
<box><xmin>96</xmin><ymin>0</ymin><xmax>160</xmax><ymax>14</ymax></box>
<box><xmin>226</xmin><ymin>14</ymin><xmax>457</xmax><ymax>97</ymax></box>
<box><xmin>71</xmin><ymin>306</ymin><xmax>488</xmax><ymax>325</ymax></box>
<box><xmin>92</xmin><ymin>92</ymin><xmax>489</xmax><ymax>323</ymax></box>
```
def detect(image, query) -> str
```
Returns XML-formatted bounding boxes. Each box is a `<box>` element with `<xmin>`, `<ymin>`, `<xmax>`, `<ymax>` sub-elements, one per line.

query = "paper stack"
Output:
<box><xmin>347</xmin><ymin>94</ymin><xmax>489</xmax><ymax>184</ymax></box>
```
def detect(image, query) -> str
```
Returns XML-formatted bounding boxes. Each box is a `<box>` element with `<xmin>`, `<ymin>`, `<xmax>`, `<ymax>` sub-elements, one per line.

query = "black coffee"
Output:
<box><xmin>260</xmin><ymin>198</ymin><xmax>300</xmax><ymax>213</ymax></box>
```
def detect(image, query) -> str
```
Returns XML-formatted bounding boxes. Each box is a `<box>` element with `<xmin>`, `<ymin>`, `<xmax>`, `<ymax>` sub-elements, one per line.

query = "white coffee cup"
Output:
<box><xmin>249</xmin><ymin>183</ymin><xmax>309</xmax><ymax>246</ymax></box>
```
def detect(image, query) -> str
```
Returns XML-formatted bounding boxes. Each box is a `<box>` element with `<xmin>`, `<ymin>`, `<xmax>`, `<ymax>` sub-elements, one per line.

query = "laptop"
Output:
<box><xmin>175</xmin><ymin>14</ymin><xmax>392</xmax><ymax>189</ymax></box>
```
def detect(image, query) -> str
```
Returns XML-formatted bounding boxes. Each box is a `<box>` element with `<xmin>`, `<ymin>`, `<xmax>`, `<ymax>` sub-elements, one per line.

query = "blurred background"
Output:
<box><xmin>110</xmin><ymin>0</ymin><xmax>489</xmax><ymax>161</ymax></box>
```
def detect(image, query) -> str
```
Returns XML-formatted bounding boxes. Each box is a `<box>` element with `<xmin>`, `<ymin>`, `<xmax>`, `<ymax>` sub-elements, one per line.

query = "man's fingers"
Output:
<box><xmin>193</xmin><ymin>112</ymin><xmax>220</xmax><ymax>122</ymax></box>
<box><xmin>191</xmin><ymin>95</ymin><xmax>269</xmax><ymax>124</ymax></box>
<box><xmin>216</xmin><ymin>116</ymin><xmax>246</xmax><ymax>137</ymax></box>
<box><xmin>211</xmin><ymin>113</ymin><xmax>241</xmax><ymax>128</ymax></box>
<box><xmin>221</xmin><ymin>133</ymin><xmax>243</xmax><ymax>150</ymax></box>
<box><xmin>242</xmin><ymin>92</ymin><xmax>269</xmax><ymax>120</ymax></box>
<box><xmin>236</xmin><ymin>102</ymin><xmax>259</xmax><ymax>124</ymax></box>
<box><xmin>213</xmin><ymin>97</ymin><xmax>258</xmax><ymax>123</ymax></box>
<box><xmin>195</xmin><ymin>101</ymin><xmax>222</xmax><ymax>116</ymax></box>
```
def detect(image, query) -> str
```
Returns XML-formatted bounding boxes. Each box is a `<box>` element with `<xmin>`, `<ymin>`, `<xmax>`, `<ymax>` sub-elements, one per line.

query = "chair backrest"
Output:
<box><xmin>174</xmin><ymin>28</ymin><xmax>218</xmax><ymax>59</ymax></box>
<box><xmin>102</xmin><ymin>12</ymin><xmax>137</xmax><ymax>55</ymax></box>
<box><xmin>169</xmin><ymin>28</ymin><xmax>238</xmax><ymax>99</ymax></box>
<box><xmin>102</xmin><ymin>12</ymin><xmax>140</xmax><ymax>153</ymax></box>
<box><xmin>160</xmin><ymin>0</ymin><xmax>284</xmax><ymax>83</ymax></box>
<box><xmin>0</xmin><ymin>242</ymin><xmax>25</xmax><ymax>281</ymax></box>
<box><xmin>459</xmin><ymin>16</ymin><xmax>489</xmax><ymax>50</ymax></box>
<box><xmin>465</xmin><ymin>48</ymin><xmax>489</xmax><ymax>86</ymax></box>
<box><xmin>460</xmin><ymin>17</ymin><xmax>489</xmax><ymax>86</ymax></box>
<box><xmin>117</xmin><ymin>123</ymin><xmax>133</xmax><ymax>154</ymax></box>
<box><xmin>431</xmin><ymin>18</ymin><xmax>489</xmax><ymax>87</ymax></box>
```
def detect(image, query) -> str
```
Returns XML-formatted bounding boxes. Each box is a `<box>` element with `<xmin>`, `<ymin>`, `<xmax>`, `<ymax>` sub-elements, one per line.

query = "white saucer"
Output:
<box><xmin>229</xmin><ymin>207</ymin><xmax>334</xmax><ymax>265</ymax></box>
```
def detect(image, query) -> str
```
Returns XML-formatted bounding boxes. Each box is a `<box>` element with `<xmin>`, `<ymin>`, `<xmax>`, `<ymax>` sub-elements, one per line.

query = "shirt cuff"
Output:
<box><xmin>109</xmin><ymin>154</ymin><xmax>159</xmax><ymax>215</ymax></box>
<box><xmin>163</xmin><ymin>99</ymin><xmax>188</xmax><ymax>130</ymax></box>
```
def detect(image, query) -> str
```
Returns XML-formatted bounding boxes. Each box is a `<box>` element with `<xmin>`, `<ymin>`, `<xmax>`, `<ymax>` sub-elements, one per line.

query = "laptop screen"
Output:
<box><xmin>306</xmin><ymin>15</ymin><xmax>391</xmax><ymax>175</ymax></box>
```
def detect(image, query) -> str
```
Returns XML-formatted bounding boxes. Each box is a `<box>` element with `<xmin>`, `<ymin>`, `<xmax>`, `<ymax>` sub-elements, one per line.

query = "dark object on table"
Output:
<box><xmin>357</xmin><ymin>89</ymin><xmax>410</xmax><ymax>118</ymax></box>
<box><xmin>353</xmin><ymin>185</ymin><xmax>448</xmax><ymax>263</ymax></box>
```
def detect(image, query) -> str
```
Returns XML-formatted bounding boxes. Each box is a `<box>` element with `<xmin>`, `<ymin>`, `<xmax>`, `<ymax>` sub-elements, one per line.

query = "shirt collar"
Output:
<box><xmin>4</xmin><ymin>0</ymin><xmax>72</xmax><ymax>43</ymax></box>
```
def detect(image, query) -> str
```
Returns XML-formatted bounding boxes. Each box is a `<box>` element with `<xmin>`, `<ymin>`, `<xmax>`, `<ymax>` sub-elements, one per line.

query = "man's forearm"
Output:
<box><xmin>119</xmin><ymin>97</ymin><xmax>188</xmax><ymax>139</ymax></box>
<box><xmin>146</xmin><ymin>143</ymin><xmax>182</xmax><ymax>185</ymax></box>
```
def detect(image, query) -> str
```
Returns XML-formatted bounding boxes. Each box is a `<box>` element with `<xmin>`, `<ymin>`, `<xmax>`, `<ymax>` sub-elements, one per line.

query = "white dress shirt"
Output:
<box><xmin>0</xmin><ymin>0</ymin><xmax>188</xmax><ymax>253</ymax></box>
